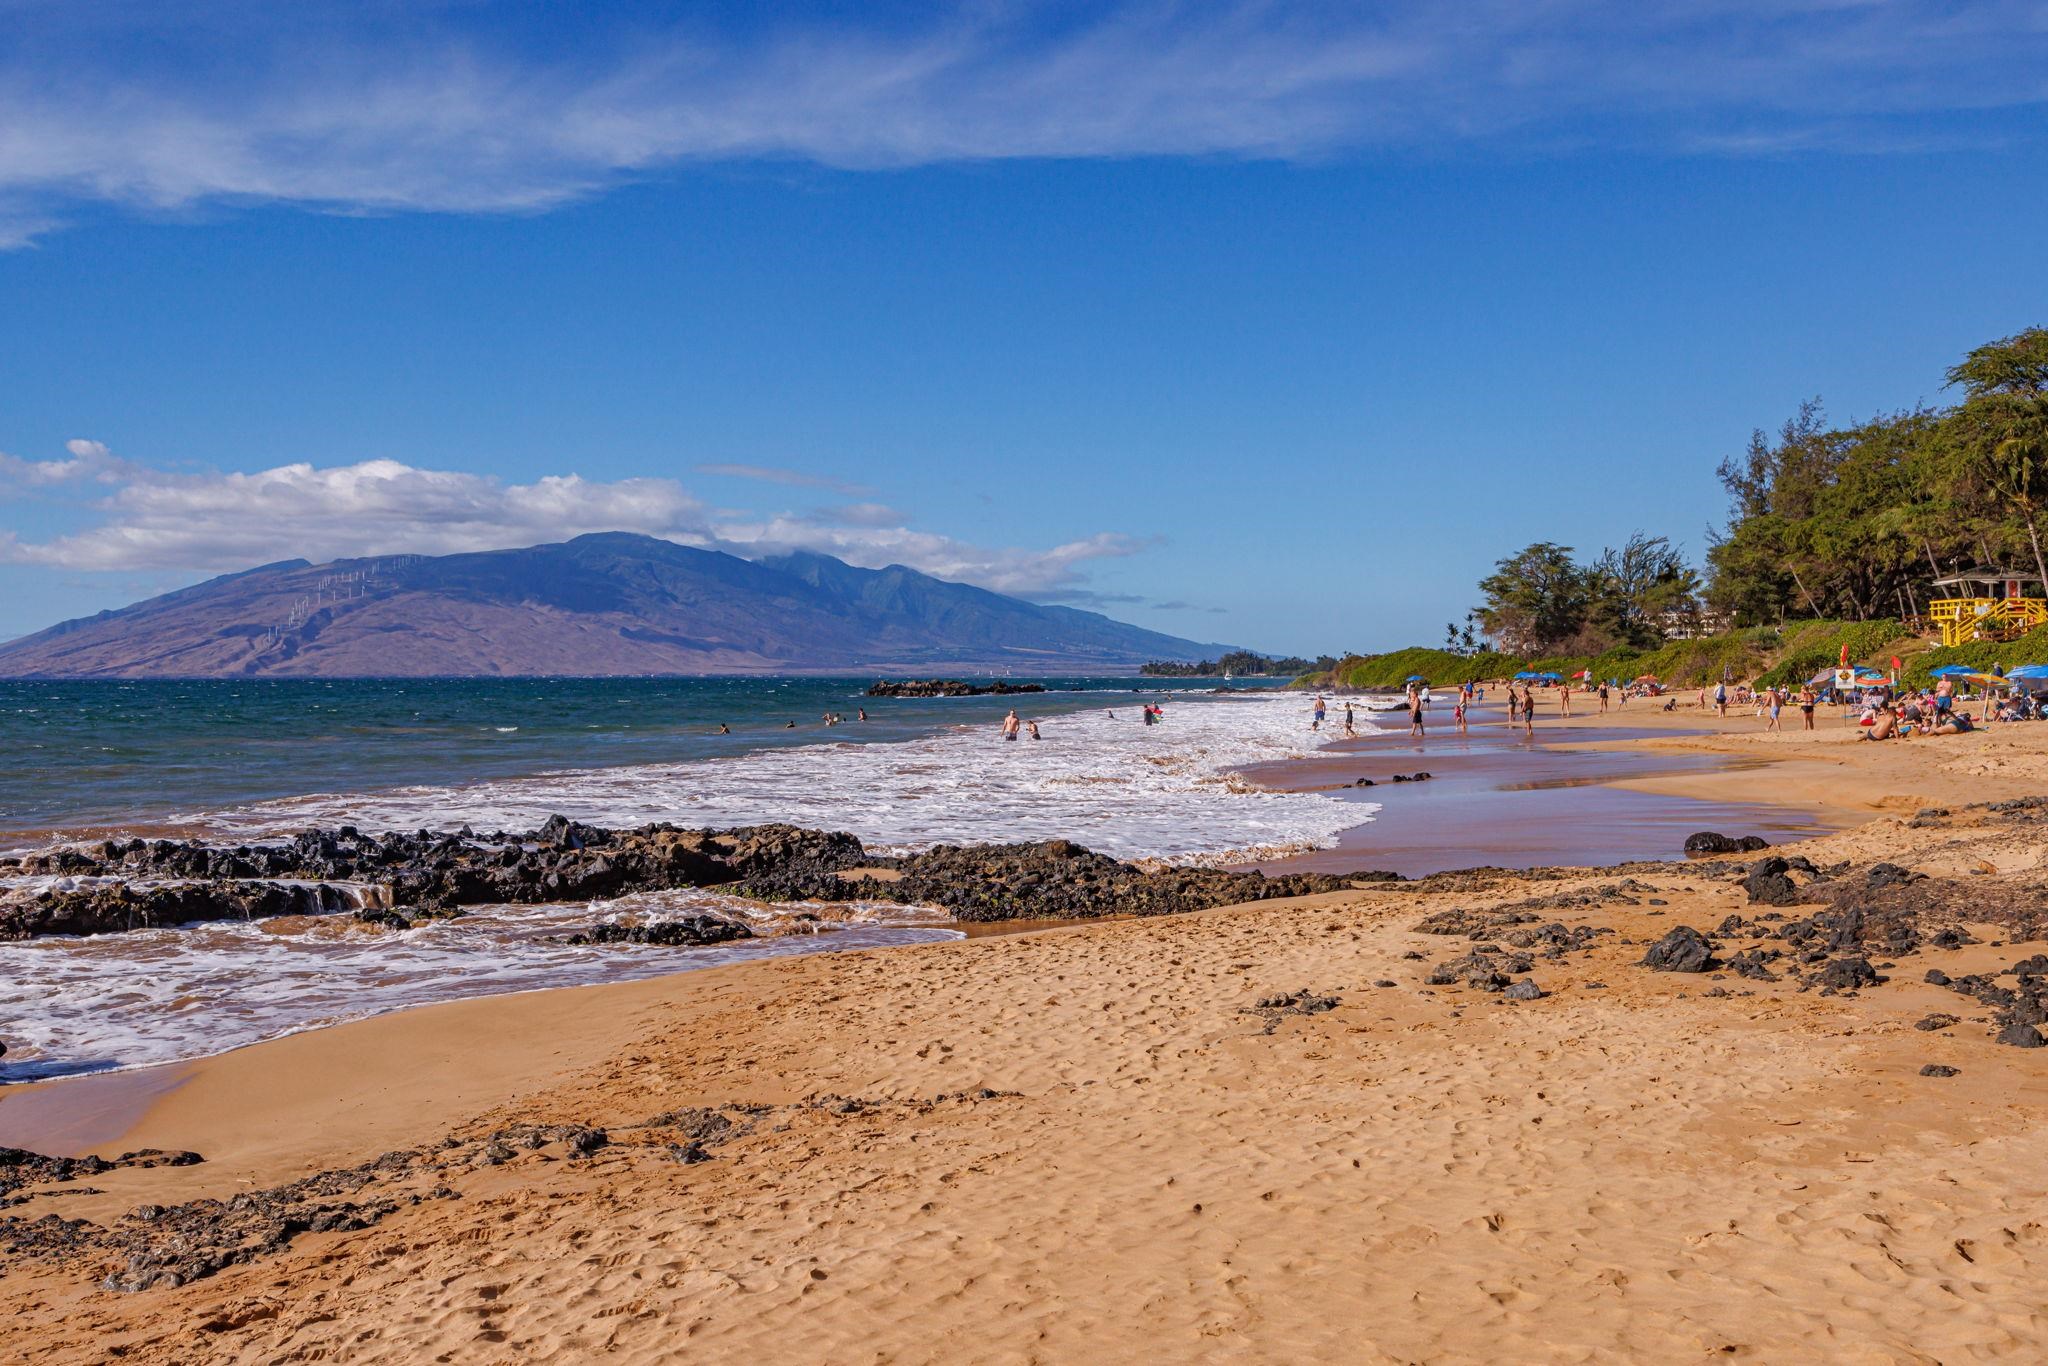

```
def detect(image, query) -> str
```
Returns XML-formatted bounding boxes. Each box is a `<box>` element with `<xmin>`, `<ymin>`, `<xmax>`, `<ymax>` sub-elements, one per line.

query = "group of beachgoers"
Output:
<box><xmin>1302</xmin><ymin>667</ymin><xmax>2028</xmax><ymax>745</ymax></box>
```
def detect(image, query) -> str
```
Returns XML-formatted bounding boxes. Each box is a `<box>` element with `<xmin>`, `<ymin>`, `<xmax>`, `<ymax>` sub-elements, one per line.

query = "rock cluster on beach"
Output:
<box><xmin>0</xmin><ymin>1090</ymin><xmax>1013</xmax><ymax>1292</ymax></box>
<box><xmin>0</xmin><ymin>815</ymin><xmax>1403</xmax><ymax>940</ymax></box>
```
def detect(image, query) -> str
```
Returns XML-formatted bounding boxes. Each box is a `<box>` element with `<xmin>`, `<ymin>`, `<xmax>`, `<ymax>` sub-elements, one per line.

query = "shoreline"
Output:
<box><xmin>0</xmin><ymin>700</ymin><xmax>1836</xmax><ymax>1140</ymax></box>
<box><xmin>7</xmin><ymin>703</ymin><xmax>2048</xmax><ymax>1356</ymax></box>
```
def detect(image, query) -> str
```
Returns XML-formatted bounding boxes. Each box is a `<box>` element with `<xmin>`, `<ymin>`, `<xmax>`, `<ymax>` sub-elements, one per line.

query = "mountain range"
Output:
<box><xmin>0</xmin><ymin>533</ymin><xmax>1226</xmax><ymax>678</ymax></box>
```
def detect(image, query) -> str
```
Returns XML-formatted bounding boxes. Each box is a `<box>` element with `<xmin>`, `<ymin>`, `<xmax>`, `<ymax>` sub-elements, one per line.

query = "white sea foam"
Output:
<box><xmin>197</xmin><ymin>692</ymin><xmax>1379</xmax><ymax>864</ymax></box>
<box><xmin>0</xmin><ymin>692</ymin><xmax>1380</xmax><ymax>1083</ymax></box>
<box><xmin>0</xmin><ymin>891</ymin><xmax>957</xmax><ymax>1082</ymax></box>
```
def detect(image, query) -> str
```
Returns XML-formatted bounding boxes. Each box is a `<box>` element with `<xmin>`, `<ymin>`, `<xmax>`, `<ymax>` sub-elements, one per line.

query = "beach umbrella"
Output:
<box><xmin>1929</xmin><ymin>665</ymin><xmax>1979</xmax><ymax>678</ymax></box>
<box><xmin>1633</xmin><ymin>673</ymin><xmax>1660</xmax><ymax>682</ymax></box>
<box><xmin>1404</xmin><ymin>674</ymin><xmax>1426</xmax><ymax>682</ymax></box>
<box><xmin>1535</xmin><ymin>671</ymin><xmax>1563</xmax><ymax>680</ymax></box>
<box><xmin>1512</xmin><ymin>670</ymin><xmax>1536</xmax><ymax>680</ymax></box>
<box><xmin>2005</xmin><ymin>664</ymin><xmax>2048</xmax><ymax>679</ymax></box>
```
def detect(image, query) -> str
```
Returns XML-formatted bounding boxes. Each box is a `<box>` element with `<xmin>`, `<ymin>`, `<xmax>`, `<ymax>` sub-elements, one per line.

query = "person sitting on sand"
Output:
<box><xmin>1932</xmin><ymin>711</ymin><xmax>1974</xmax><ymax>736</ymax></box>
<box><xmin>1860</xmin><ymin>706</ymin><xmax>1899</xmax><ymax>741</ymax></box>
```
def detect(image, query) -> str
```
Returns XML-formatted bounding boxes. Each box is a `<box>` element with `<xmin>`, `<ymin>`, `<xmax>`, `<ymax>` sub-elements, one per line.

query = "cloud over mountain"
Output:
<box><xmin>0</xmin><ymin>442</ymin><xmax>1141</xmax><ymax>601</ymax></box>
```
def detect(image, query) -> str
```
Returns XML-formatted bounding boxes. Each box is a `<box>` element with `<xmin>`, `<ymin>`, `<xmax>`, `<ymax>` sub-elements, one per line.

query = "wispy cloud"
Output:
<box><xmin>693</xmin><ymin>463</ymin><xmax>873</xmax><ymax>497</ymax></box>
<box><xmin>0</xmin><ymin>441</ymin><xmax>1140</xmax><ymax>600</ymax></box>
<box><xmin>0</xmin><ymin>2</ymin><xmax>2042</xmax><ymax>243</ymax></box>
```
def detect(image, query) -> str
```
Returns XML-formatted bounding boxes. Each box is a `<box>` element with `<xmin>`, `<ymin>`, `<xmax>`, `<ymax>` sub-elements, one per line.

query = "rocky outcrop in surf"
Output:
<box><xmin>864</xmin><ymin>679</ymin><xmax>1048</xmax><ymax>697</ymax></box>
<box><xmin>0</xmin><ymin>816</ymin><xmax>1404</xmax><ymax>939</ymax></box>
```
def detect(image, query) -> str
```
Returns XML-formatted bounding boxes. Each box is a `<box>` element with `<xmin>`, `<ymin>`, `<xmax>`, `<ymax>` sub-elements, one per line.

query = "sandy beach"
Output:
<box><xmin>8</xmin><ymin>698</ymin><xmax>2048</xmax><ymax>1362</ymax></box>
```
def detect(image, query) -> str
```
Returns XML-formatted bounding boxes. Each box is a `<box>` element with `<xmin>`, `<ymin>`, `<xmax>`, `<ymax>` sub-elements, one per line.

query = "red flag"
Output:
<box><xmin>1839</xmin><ymin>642</ymin><xmax>1849</xmax><ymax>666</ymax></box>
<box><xmin>1890</xmin><ymin>656</ymin><xmax>1901</xmax><ymax>670</ymax></box>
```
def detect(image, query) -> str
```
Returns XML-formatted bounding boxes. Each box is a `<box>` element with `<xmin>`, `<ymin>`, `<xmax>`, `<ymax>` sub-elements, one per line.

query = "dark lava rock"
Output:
<box><xmin>1925</xmin><ymin>969</ymin><xmax>1952</xmax><ymax>986</ymax></box>
<box><xmin>1743</xmin><ymin>857</ymin><xmax>1805</xmax><ymax>907</ymax></box>
<box><xmin>1725</xmin><ymin>948</ymin><xmax>1779</xmax><ymax>981</ymax></box>
<box><xmin>1641</xmin><ymin>925</ymin><xmax>1717</xmax><ymax>973</ymax></box>
<box><xmin>1254</xmin><ymin>991</ymin><xmax>1339</xmax><ymax>1014</ymax></box>
<box><xmin>1914</xmin><ymin>1014</ymin><xmax>1959</xmax><ymax>1032</ymax></box>
<box><xmin>1996</xmin><ymin>1022</ymin><xmax>2047</xmax><ymax>1049</ymax></box>
<box><xmin>1813</xmin><ymin>957</ymin><xmax>1884</xmax><ymax>992</ymax></box>
<box><xmin>1427</xmin><ymin>950</ymin><xmax>1532</xmax><ymax>991</ymax></box>
<box><xmin>564</xmin><ymin>915</ymin><xmax>752</xmax><ymax>948</ymax></box>
<box><xmin>0</xmin><ymin>1147</ymin><xmax>202</xmax><ymax>1206</ymax></box>
<box><xmin>2</xmin><ymin>820</ymin><xmax>1410</xmax><ymax>938</ymax></box>
<box><xmin>1502</xmin><ymin>979</ymin><xmax>1545</xmax><ymax>1001</ymax></box>
<box><xmin>1685</xmin><ymin>832</ymin><xmax>1741</xmax><ymax>855</ymax></box>
<box><xmin>874</xmin><ymin>839</ymin><xmax>1397</xmax><ymax>923</ymax></box>
<box><xmin>1920</xmin><ymin>1064</ymin><xmax>1961</xmax><ymax>1077</ymax></box>
<box><xmin>865</xmin><ymin>679</ymin><xmax>1047</xmax><ymax>697</ymax></box>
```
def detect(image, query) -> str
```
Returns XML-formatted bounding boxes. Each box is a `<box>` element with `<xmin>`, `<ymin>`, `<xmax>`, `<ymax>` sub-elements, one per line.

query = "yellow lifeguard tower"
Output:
<box><xmin>1928</xmin><ymin>567</ymin><xmax>2048</xmax><ymax>647</ymax></box>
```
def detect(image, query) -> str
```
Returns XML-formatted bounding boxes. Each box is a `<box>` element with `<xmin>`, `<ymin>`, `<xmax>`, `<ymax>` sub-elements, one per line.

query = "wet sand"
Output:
<box><xmin>1243</xmin><ymin>705</ymin><xmax>1834</xmax><ymax>877</ymax></box>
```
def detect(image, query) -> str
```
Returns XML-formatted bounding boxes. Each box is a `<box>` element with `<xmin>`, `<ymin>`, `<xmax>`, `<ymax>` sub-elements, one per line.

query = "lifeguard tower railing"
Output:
<box><xmin>1928</xmin><ymin>568</ymin><xmax>2048</xmax><ymax>647</ymax></box>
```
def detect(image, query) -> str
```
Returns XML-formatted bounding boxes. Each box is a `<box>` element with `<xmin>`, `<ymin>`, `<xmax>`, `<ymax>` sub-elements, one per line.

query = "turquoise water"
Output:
<box><xmin>0</xmin><ymin>676</ymin><xmax>1278</xmax><ymax>836</ymax></box>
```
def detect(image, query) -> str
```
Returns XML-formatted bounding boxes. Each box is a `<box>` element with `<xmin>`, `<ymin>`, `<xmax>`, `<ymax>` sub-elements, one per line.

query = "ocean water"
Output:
<box><xmin>0</xmin><ymin>677</ymin><xmax>1379</xmax><ymax>1081</ymax></box>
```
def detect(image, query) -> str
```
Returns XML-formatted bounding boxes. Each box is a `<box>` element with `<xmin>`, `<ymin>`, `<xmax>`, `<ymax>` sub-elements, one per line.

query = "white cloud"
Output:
<box><xmin>0</xmin><ymin>438</ymin><xmax>138</xmax><ymax>486</ymax></box>
<box><xmin>0</xmin><ymin>442</ymin><xmax>1139</xmax><ymax>599</ymax></box>
<box><xmin>0</xmin><ymin>2</ymin><xmax>2043</xmax><ymax>243</ymax></box>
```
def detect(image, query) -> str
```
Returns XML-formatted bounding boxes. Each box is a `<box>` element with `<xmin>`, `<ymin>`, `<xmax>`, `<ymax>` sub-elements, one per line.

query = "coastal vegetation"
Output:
<box><xmin>1298</xmin><ymin>328</ymin><xmax>2048</xmax><ymax>691</ymax></box>
<box><xmin>1140</xmin><ymin>650</ymin><xmax>1331</xmax><ymax>677</ymax></box>
<box><xmin>1294</xmin><ymin>619</ymin><xmax>1921</xmax><ymax>693</ymax></box>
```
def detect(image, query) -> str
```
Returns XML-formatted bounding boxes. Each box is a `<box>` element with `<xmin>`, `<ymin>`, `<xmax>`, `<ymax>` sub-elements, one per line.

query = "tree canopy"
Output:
<box><xmin>1703</xmin><ymin>328</ymin><xmax>2048</xmax><ymax>624</ymax></box>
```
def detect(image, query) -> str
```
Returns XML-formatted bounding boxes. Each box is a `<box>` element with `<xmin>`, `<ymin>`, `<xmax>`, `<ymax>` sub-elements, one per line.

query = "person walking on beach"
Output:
<box><xmin>1343</xmin><ymin>702</ymin><xmax>1357</xmax><ymax>737</ymax></box>
<box><xmin>1506</xmin><ymin>686</ymin><xmax>1521</xmax><ymax>725</ymax></box>
<box><xmin>1598</xmin><ymin>682</ymin><xmax>1610</xmax><ymax>714</ymax></box>
<box><xmin>1798</xmin><ymin>684</ymin><xmax>1817</xmax><ymax>731</ymax></box>
<box><xmin>1765</xmin><ymin>686</ymin><xmax>1783</xmax><ymax>732</ymax></box>
<box><xmin>1312</xmin><ymin>694</ymin><xmax>1326</xmax><ymax>731</ymax></box>
<box><xmin>1557</xmin><ymin>683</ymin><xmax>1572</xmax><ymax>718</ymax></box>
<box><xmin>1453</xmin><ymin>693</ymin><xmax>1468</xmax><ymax>733</ymax></box>
<box><xmin>1714</xmin><ymin>680</ymin><xmax>1728</xmax><ymax>718</ymax></box>
<box><xmin>1409</xmin><ymin>687</ymin><xmax>1426</xmax><ymax>738</ymax></box>
<box><xmin>1002</xmin><ymin>710</ymin><xmax>1021</xmax><ymax>741</ymax></box>
<box><xmin>1520</xmin><ymin>685</ymin><xmax>1536</xmax><ymax>733</ymax></box>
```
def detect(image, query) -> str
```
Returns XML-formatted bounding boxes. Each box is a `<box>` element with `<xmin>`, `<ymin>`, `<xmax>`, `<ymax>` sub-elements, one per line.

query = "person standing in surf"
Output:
<box><xmin>1002</xmin><ymin>710</ymin><xmax>1021</xmax><ymax>741</ymax></box>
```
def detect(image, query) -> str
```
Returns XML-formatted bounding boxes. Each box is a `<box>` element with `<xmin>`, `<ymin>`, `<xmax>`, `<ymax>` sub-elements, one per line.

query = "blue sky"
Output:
<box><xmin>3</xmin><ymin>2</ymin><xmax>2046</xmax><ymax>655</ymax></box>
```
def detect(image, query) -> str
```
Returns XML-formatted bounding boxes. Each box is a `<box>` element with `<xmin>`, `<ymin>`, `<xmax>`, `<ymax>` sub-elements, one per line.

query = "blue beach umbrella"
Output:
<box><xmin>1404</xmin><ymin>674</ymin><xmax>1427</xmax><ymax>682</ymax></box>
<box><xmin>2005</xmin><ymin>664</ymin><xmax>2048</xmax><ymax>679</ymax></box>
<box><xmin>1929</xmin><ymin>665</ymin><xmax>1979</xmax><ymax>678</ymax></box>
<box><xmin>1512</xmin><ymin>670</ymin><xmax>1537</xmax><ymax>679</ymax></box>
